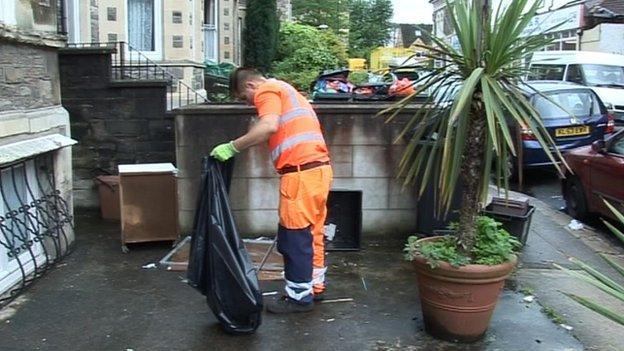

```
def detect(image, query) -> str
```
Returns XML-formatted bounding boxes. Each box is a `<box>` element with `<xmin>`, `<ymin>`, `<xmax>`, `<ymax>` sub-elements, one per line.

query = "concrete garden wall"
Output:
<box><xmin>174</xmin><ymin>103</ymin><xmax>421</xmax><ymax>237</ymax></box>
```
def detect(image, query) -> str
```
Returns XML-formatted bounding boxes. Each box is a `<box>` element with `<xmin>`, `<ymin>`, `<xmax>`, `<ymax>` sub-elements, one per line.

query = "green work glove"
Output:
<box><xmin>210</xmin><ymin>141</ymin><xmax>239</xmax><ymax>162</ymax></box>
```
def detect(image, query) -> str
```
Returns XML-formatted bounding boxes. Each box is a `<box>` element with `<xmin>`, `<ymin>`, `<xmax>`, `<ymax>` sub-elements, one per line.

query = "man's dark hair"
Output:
<box><xmin>229</xmin><ymin>67</ymin><xmax>264</xmax><ymax>97</ymax></box>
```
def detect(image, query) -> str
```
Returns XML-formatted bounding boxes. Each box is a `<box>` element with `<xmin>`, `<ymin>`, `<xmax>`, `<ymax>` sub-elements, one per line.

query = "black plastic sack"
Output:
<box><xmin>187</xmin><ymin>156</ymin><xmax>263</xmax><ymax>334</ymax></box>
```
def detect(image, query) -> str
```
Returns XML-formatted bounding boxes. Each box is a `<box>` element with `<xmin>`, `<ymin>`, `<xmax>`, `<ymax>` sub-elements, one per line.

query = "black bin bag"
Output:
<box><xmin>187</xmin><ymin>156</ymin><xmax>263</xmax><ymax>334</ymax></box>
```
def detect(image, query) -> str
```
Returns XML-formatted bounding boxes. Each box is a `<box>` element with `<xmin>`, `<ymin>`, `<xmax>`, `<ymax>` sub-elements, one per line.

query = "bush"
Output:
<box><xmin>404</xmin><ymin>216</ymin><xmax>520</xmax><ymax>268</ymax></box>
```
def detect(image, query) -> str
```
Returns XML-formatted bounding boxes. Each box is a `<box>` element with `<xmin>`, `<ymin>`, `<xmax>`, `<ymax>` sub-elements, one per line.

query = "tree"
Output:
<box><xmin>292</xmin><ymin>0</ymin><xmax>350</xmax><ymax>33</ymax></box>
<box><xmin>389</xmin><ymin>0</ymin><xmax>563</xmax><ymax>256</ymax></box>
<box><xmin>348</xmin><ymin>0</ymin><xmax>394</xmax><ymax>59</ymax></box>
<box><xmin>243</xmin><ymin>0</ymin><xmax>279</xmax><ymax>72</ymax></box>
<box><xmin>272</xmin><ymin>23</ymin><xmax>347</xmax><ymax>90</ymax></box>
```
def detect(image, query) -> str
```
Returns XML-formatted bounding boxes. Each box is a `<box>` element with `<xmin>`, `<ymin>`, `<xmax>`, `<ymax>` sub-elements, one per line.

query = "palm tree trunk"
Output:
<box><xmin>457</xmin><ymin>98</ymin><xmax>487</xmax><ymax>255</ymax></box>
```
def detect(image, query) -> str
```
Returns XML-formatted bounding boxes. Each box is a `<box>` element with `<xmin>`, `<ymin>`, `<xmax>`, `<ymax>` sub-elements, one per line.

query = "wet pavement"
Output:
<box><xmin>0</xmin><ymin>211</ymin><xmax>584</xmax><ymax>351</ymax></box>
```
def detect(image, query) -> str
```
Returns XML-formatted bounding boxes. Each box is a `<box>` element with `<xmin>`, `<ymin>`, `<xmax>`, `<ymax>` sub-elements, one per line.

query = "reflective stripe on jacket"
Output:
<box><xmin>254</xmin><ymin>80</ymin><xmax>330</xmax><ymax>170</ymax></box>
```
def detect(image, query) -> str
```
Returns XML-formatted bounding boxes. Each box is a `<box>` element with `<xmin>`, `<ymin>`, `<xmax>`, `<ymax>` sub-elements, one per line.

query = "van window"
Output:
<box><xmin>528</xmin><ymin>64</ymin><xmax>566</xmax><ymax>80</ymax></box>
<box><xmin>581</xmin><ymin>64</ymin><xmax>624</xmax><ymax>87</ymax></box>
<box><xmin>565</xmin><ymin>65</ymin><xmax>583</xmax><ymax>84</ymax></box>
<box><xmin>533</xmin><ymin>91</ymin><xmax>599</xmax><ymax>119</ymax></box>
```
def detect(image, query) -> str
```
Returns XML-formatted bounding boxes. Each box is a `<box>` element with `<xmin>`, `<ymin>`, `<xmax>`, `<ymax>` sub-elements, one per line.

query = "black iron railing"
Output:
<box><xmin>66</xmin><ymin>41</ymin><xmax>209</xmax><ymax>110</ymax></box>
<box><xmin>0</xmin><ymin>153</ymin><xmax>73</xmax><ymax>308</ymax></box>
<box><xmin>57</xmin><ymin>0</ymin><xmax>67</xmax><ymax>35</ymax></box>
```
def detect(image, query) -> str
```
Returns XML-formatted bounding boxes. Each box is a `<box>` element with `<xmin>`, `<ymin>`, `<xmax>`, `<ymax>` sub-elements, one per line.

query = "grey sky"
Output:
<box><xmin>392</xmin><ymin>0</ymin><xmax>434</xmax><ymax>24</ymax></box>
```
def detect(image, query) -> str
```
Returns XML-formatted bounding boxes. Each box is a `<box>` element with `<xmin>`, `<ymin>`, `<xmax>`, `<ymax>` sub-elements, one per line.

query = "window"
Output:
<box><xmin>566</xmin><ymin>65</ymin><xmax>583</xmax><ymax>84</ymax></box>
<box><xmin>128</xmin><ymin>0</ymin><xmax>155</xmax><ymax>51</ymax></box>
<box><xmin>172</xmin><ymin>35</ymin><xmax>184</xmax><ymax>48</ymax></box>
<box><xmin>224</xmin><ymin>51</ymin><xmax>230</xmax><ymax>59</ymax></box>
<box><xmin>204</xmin><ymin>0</ymin><xmax>216</xmax><ymax>25</ymax></box>
<box><xmin>108</xmin><ymin>33</ymin><xmax>118</xmax><ymax>42</ymax></box>
<box><xmin>224</xmin><ymin>36</ymin><xmax>229</xmax><ymax>45</ymax></box>
<box><xmin>172</xmin><ymin>11</ymin><xmax>182</xmax><ymax>23</ymax></box>
<box><xmin>107</xmin><ymin>7</ymin><xmax>117</xmax><ymax>21</ymax></box>
<box><xmin>528</xmin><ymin>64</ymin><xmax>566</xmax><ymax>80</ymax></box>
<box><xmin>224</xmin><ymin>23</ymin><xmax>230</xmax><ymax>31</ymax></box>
<box><xmin>611</xmin><ymin>135</ymin><xmax>624</xmax><ymax>156</ymax></box>
<box><xmin>224</xmin><ymin>8</ymin><xmax>229</xmax><ymax>16</ymax></box>
<box><xmin>533</xmin><ymin>91</ymin><xmax>600</xmax><ymax>119</ymax></box>
<box><xmin>581</xmin><ymin>64</ymin><xmax>624</xmax><ymax>87</ymax></box>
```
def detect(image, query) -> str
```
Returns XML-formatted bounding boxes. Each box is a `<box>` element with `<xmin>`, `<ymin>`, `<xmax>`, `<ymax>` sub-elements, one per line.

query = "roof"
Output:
<box><xmin>521</xmin><ymin>80</ymin><xmax>590</xmax><ymax>94</ymax></box>
<box><xmin>396</xmin><ymin>23</ymin><xmax>433</xmax><ymax>48</ymax></box>
<box><xmin>531</xmin><ymin>50</ymin><xmax>624</xmax><ymax>65</ymax></box>
<box><xmin>585</xmin><ymin>0</ymin><xmax>624</xmax><ymax>17</ymax></box>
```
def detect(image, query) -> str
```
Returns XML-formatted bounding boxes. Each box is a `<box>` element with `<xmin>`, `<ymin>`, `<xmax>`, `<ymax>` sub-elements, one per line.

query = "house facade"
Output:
<box><xmin>430</xmin><ymin>0</ymin><xmax>624</xmax><ymax>55</ymax></box>
<box><xmin>0</xmin><ymin>0</ymin><xmax>76</xmax><ymax>302</ymax></box>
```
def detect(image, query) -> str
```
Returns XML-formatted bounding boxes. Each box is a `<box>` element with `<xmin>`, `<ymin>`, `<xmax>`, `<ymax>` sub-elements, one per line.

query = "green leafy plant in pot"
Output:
<box><xmin>382</xmin><ymin>0</ymin><xmax>567</xmax><ymax>343</ymax></box>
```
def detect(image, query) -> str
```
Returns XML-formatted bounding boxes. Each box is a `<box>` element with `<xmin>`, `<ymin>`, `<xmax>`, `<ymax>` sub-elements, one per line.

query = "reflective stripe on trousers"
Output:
<box><xmin>285</xmin><ymin>280</ymin><xmax>313</xmax><ymax>301</ymax></box>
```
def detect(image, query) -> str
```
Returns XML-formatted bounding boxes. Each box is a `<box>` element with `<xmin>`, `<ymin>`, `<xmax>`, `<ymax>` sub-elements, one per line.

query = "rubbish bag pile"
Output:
<box><xmin>311</xmin><ymin>68</ymin><xmax>421</xmax><ymax>102</ymax></box>
<box><xmin>187</xmin><ymin>156</ymin><xmax>263</xmax><ymax>335</ymax></box>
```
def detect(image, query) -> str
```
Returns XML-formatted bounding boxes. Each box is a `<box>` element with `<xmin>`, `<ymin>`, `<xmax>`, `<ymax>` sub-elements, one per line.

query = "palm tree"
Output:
<box><xmin>385</xmin><ymin>0</ymin><xmax>566</xmax><ymax>256</ymax></box>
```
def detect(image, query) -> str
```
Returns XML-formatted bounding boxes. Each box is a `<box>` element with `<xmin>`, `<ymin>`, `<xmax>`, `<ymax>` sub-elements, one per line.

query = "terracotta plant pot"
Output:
<box><xmin>413</xmin><ymin>236</ymin><xmax>517</xmax><ymax>343</ymax></box>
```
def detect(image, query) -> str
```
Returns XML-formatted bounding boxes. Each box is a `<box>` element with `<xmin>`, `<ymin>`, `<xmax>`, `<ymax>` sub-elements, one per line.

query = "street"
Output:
<box><xmin>513</xmin><ymin>167</ymin><xmax>624</xmax><ymax>250</ymax></box>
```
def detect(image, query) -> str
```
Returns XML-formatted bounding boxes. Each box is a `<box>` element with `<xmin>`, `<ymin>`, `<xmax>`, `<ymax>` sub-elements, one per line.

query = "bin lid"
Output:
<box><xmin>118</xmin><ymin>163</ymin><xmax>177</xmax><ymax>175</ymax></box>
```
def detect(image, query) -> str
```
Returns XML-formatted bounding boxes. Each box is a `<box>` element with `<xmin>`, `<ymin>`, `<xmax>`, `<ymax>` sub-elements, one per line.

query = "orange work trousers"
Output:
<box><xmin>278</xmin><ymin>165</ymin><xmax>333</xmax><ymax>294</ymax></box>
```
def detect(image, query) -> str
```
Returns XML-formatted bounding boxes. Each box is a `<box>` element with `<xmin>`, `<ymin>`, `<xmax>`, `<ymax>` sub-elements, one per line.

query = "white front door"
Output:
<box><xmin>126</xmin><ymin>0</ymin><xmax>163</xmax><ymax>60</ymax></box>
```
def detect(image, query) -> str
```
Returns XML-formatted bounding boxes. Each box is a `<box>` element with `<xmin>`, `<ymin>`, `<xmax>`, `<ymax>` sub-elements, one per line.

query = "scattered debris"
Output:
<box><xmin>326</xmin><ymin>318</ymin><xmax>335</xmax><ymax>322</ymax></box>
<box><xmin>141</xmin><ymin>263</ymin><xmax>157</xmax><ymax>269</ymax></box>
<box><xmin>361</xmin><ymin>277</ymin><xmax>368</xmax><ymax>291</ymax></box>
<box><xmin>567</xmin><ymin>219</ymin><xmax>584</xmax><ymax>231</ymax></box>
<box><xmin>560</xmin><ymin>324</ymin><xmax>574</xmax><ymax>331</ymax></box>
<box><xmin>262</xmin><ymin>291</ymin><xmax>278</xmax><ymax>296</ymax></box>
<box><xmin>319</xmin><ymin>298</ymin><xmax>354</xmax><ymax>304</ymax></box>
<box><xmin>551</xmin><ymin>195</ymin><xmax>563</xmax><ymax>199</ymax></box>
<box><xmin>519</xmin><ymin>287</ymin><xmax>535</xmax><ymax>296</ymax></box>
<box><xmin>522</xmin><ymin>295</ymin><xmax>536</xmax><ymax>303</ymax></box>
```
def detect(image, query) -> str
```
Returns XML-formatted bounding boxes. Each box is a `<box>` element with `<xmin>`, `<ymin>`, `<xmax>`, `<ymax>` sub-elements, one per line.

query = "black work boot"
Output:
<box><xmin>313</xmin><ymin>291</ymin><xmax>325</xmax><ymax>302</ymax></box>
<box><xmin>266</xmin><ymin>296</ymin><xmax>314</xmax><ymax>314</ymax></box>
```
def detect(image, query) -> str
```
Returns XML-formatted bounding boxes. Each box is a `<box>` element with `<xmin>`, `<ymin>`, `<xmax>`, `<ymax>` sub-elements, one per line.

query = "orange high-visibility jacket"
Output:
<box><xmin>254</xmin><ymin>79</ymin><xmax>330</xmax><ymax>170</ymax></box>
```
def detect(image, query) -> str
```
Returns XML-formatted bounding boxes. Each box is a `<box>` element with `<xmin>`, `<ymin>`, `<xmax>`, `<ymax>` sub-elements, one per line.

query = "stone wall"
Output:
<box><xmin>0</xmin><ymin>41</ymin><xmax>61</xmax><ymax>111</ymax></box>
<box><xmin>174</xmin><ymin>103</ymin><xmax>420</xmax><ymax>238</ymax></box>
<box><xmin>59</xmin><ymin>48</ymin><xmax>173</xmax><ymax>208</ymax></box>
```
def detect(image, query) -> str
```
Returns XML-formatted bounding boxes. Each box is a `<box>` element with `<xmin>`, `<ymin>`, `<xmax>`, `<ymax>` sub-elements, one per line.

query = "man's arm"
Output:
<box><xmin>231</xmin><ymin>114</ymin><xmax>279</xmax><ymax>151</ymax></box>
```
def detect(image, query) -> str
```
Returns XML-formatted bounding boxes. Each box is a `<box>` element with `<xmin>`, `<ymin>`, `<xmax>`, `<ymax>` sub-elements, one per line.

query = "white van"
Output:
<box><xmin>527</xmin><ymin>51</ymin><xmax>624</xmax><ymax>122</ymax></box>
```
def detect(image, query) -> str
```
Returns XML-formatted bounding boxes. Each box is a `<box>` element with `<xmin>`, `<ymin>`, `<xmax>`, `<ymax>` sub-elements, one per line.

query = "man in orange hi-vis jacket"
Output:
<box><xmin>210</xmin><ymin>68</ymin><xmax>333</xmax><ymax>314</ymax></box>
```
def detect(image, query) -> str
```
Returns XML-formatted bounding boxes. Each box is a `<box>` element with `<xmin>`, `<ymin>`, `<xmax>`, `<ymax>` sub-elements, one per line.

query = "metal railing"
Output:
<box><xmin>57</xmin><ymin>0</ymin><xmax>67</xmax><ymax>35</ymax></box>
<box><xmin>0</xmin><ymin>153</ymin><xmax>73</xmax><ymax>308</ymax></box>
<box><xmin>66</xmin><ymin>41</ymin><xmax>209</xmax><ymax>110</ymax></box>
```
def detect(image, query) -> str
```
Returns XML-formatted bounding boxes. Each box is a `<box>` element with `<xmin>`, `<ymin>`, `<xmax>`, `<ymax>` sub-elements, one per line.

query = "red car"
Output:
<box><xmin>563</xmin><ymin>129</ymin><xmax>624</xmax><ymax>221</ymax></box>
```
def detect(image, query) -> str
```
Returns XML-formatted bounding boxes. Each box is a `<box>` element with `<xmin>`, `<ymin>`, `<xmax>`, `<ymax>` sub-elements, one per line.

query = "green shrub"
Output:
<box><xmin>404</xmin><ymin>216</ymin><xmax>520</xmax><ymax>268</ymax></box>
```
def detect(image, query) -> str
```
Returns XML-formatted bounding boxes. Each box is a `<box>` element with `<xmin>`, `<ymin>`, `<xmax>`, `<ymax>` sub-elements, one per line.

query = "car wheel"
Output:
<box><xmin>564</xmin><ymin>177</ymin><xmax>588</xmax><ymax>220</ymax></box>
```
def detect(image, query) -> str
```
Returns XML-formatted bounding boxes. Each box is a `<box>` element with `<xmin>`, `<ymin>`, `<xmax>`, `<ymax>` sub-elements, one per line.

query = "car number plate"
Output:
<box><xmin>555</xmin><ymin>126</ymin><xmax>590</xmax><ymax>137</ymax></box>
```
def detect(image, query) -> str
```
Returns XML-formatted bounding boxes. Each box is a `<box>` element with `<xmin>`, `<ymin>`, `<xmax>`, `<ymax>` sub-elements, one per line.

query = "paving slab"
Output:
<box><xmin>0</xmin><ymin>212</ymin><xmax>583</xmax><ymax>351</ymax></box>
<box><xmin>516</xmin><ymin>269</ymin><xmax>624</xmax><ymax>351</ymax></box>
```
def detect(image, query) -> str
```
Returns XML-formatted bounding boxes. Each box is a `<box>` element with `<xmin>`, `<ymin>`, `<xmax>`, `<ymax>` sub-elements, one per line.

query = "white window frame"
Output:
<box><xmin>125</xmin><ymin>0</ymin><xmax>163</xmax><ymax>61</ymax></box>
<box><xmin>0</xmin><ymin>161</ymin><xmax>44</xmax><ymax>294</ymax></box>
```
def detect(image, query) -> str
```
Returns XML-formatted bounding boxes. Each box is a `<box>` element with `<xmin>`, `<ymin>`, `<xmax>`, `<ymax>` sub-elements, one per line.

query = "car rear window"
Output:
<box><xmin>533</xmin><ymin>91</ymin><xmax>600</xmax><ymax>119</ymax></box>
<box><xmin>528</xmin><ymin>64</ymin><xmax>566</xmax><ymax>80</ymax></box>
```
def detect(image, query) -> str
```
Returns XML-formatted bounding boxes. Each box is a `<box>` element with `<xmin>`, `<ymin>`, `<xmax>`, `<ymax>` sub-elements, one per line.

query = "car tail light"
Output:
<box><xmin>606</xmin><ymin>113</ymin><xmax>615</xmax><ymax>134</ymax></box>
<box><xmin>521</xmin><ymin>128</ymin><xmax>537</xmax><ymax>141</ymax></box>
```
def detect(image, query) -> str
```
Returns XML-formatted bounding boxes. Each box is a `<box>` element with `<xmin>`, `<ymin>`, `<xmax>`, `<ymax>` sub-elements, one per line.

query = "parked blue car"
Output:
<box><xmin>511</xmin><ymin>81</ymin><xmax>614</xmax><ymax>175</ymax></box>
